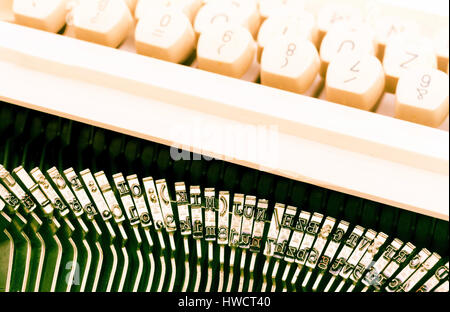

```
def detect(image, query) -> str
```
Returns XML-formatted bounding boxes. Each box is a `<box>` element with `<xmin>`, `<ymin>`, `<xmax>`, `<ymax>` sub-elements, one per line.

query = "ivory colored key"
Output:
<box><xmin>383</xmin><ymin>37</ymin><xmax>437</xmax><ymax>93</ymax></box>
<box><xmin>71</xmin><ymin>0</ymin><xmax>133</xmax><ymax>48</ymax></box>
<box><xmin>194</xmin><ymin>0</ymin><xmax>260</xmax><ymax>37</ymax></box>
<box><xmin>373</xmin><ymin>17</ymin><xmax>420</xmax><ymax>59</ymax></box>
<box><xmin>135</xmin><ymin>9</ymin><xmax>195</xmax><ymax>63</ymax></box>
<box><xmin>197</xmin><ymin>24</ymin><xmax>256</xmax><ymax>78</ymax></box>
<box><xmin>135</xmin><ymin>0</ymin><xmax>202</xmax><ymax>23</ymax></box>
<box><xmin>13</xmin><ymin>0</ymin><xmax>67</xmax><ymax>33</ymax></box>
<box><xmin>258</xmin><ymin>0</ymin><xmax>305</xmax><ymax>20</ymax></box>
<box><xmin>261</xmin><ymin>37</ymin><xmax>319</xmax><ymax>94</ymax></box>
<box><xmin>395</xmin><ymin>67</ymin><xmax>449</xmax><ymax>127</ymax></box>
<box><xmin>326</xmin><ymin>53</ymin><xmax>385</xmax><ymax>111</ymax></box>
<box><xmin>257</xmin><ymin>11</ymin><xmax>318</xmax><ymax>61</ymax></box>
<box><xmin>317</xmin><ymin>4</ymin><xmax>363</xmax><ymax>41</ymax></box>
<box><xmin>319</xmin><ymin>24</ymin><xmax>376</xmax><ymax>76</ymax></box>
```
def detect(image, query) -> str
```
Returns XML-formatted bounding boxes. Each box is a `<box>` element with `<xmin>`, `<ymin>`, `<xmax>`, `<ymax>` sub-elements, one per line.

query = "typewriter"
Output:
<box><xmin>0</xmin><ymin>0</ymin><xmax>448</xmax><ymax>293</ymax></box>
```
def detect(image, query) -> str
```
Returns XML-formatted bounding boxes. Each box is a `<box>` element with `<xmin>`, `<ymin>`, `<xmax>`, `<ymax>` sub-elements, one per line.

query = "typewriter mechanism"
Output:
<box><xmin>0</xmin><ymin>101</ymin><xmax>448</xmax><ymax>293</ymax></box>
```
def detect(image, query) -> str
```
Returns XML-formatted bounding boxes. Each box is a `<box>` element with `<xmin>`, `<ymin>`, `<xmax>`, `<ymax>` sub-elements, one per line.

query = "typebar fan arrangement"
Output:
<box><xmin>0</xmin><ymin>101</ymin><xmax>448</xmax><ymax>292</ymax></box>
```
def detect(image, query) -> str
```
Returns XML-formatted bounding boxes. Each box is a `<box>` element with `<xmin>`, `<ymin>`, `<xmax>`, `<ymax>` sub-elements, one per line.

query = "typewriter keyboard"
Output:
<box><xmin>3</xmin><ymin>0</ymin><xmax>449</xmax><ymax>130</ymax></box>
<box><xmin>0</xmin><ymin>101</ymin><xmax>448</xmax><ymax>292</ymax></box>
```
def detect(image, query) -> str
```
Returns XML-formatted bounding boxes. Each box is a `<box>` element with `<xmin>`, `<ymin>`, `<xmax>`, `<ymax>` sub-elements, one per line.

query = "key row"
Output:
<box><xmin>0</xmin><ymin>163</ymin><xmax>448</xmax><ymax>292</ymax></box>
<box><xmin>11</xmin><ymin>0</ymin><xmax>449</xmax><ymax>127</ymax></box>
<box><xmin>11</xmin><ymin>0</ymin><xmax>449</xmax><ymax>68</ymax></box>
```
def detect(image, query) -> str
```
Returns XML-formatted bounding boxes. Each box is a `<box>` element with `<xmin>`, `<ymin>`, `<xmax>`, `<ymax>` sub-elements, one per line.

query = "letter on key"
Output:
<box><xmin>326</xmin><ymin>53</ymin><xmax>385</xmax><ymax>111</ymax></box>
<box><xmin>197</xmin><ymin>24</ymin><xmax>256</xmax><ymax>78</ymax></box>
<box><xmin>395</xmin><ymin>68</ymin><xmax>449</xmax><ymax>127</ymax></box>
<box><xmin>72</xmin><ymin>0</ymin><xmax>133</xmax><ymax>48</ymax></box>
<box><xmin>261</xmin><ymin>38</ymin><xmax>320</xmax><ymax>94</ymax></box>
<box><xmin>13</xmin><ymin>0</ymin><xmax>67</xmax><ymax>33</ymax></box>
<box><xmin>135</xmin><ymin>9</ymin><xmax>195</xmax><ymax>63</ymax></box>
<box><xmin>383</xmin><ymin>37</ymin><xmax>437</xmax><ymax>93</ymax></box>
<box><xmin>319</xmin><ymin>25</ymin><xmax>376</xmax><ymax>76</ymax></box>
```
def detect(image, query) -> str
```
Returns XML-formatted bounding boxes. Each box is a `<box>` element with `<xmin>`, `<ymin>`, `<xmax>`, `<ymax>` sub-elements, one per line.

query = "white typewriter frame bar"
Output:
<box><xmin>0</xmin><ymin>21</ymin><xmax>448</xmax><ymax>220</ymax></box>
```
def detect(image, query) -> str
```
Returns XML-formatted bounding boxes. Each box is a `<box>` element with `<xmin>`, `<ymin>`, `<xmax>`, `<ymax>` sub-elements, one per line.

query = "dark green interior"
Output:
<box><xmin>0</xmin><ymin>101</ymin><xmax>448</xmax><ymax>292</ymax></box>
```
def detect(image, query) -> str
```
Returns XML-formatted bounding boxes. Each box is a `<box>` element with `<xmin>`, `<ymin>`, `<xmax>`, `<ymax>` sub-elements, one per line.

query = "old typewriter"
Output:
<box><xmin>0</xmin><ymin>0</ymin><xmax>448</xmax><ymax>293</ymax></box>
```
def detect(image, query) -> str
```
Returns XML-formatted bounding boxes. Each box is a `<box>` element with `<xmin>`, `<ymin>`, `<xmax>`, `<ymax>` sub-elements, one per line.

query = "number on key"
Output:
<box><xmin>395</xmin><ymin>68</ymin><xmax>449</xmax><ymax>127</ymax></box>
<box><xmin>261</xmin><ymin>38</ymin><xmax>320</xmax><ymax>94</ymax></box>
<box><xmin>257</xmin><ymin>11</ymin><xmax>318</xmax><ymax>62</ymax></box>
<box><xmin>135</xmin><ymin>9</ymin><xmax>195</xmax><ymax>63</ymax></box>
<box><xmin>13</xmin><ymin>0</ymin><xmax>67</xmax><ymax>33</ymax></box>
<box><xmin>319</xmin><ymin>24</ymin><xmax>376</xmax><ymax>76</ymax></box>
<box><xmin>71</xmin><ymin>0</ymin><xmax>133</xmax><ymax>48</ymax></box>
<box><xmin>326</xmin><ymin>53</ymin><xmax>385</xmax><ymax>111</ymax></box>
<box><xmin>383</xmin><ymin>36</ymin><xmax>437</xmax><ymax>93</ymax></box>
<box><xmin>197</xmin><ymin>24</ymin><xmax>256</xmax><ymax>78</ymax></box>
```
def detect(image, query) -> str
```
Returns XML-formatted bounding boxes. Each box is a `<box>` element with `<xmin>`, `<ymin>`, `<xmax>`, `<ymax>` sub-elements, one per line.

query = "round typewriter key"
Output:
<box><xmin>320</xmin><ymin>24</ymin><xmax>377</xmax><ymax>76</ymax></box>
<box><xmin>383</xmin><ymin>36</ymin><xmax>437</xmax><ymax>93</ymax></box>
<box><xmin>135</xmin><ymin>9</ymin><xmax>196</xmax><ymax>64</ymax></box>
<box><xmin>71</xmin><ymin>0</ymin><xmax>133</xmax><ymax>48</ymax></box>
<box><xmin>257</xmin><ymin>11</ymin><xmax>318</xmax><ymax>60</ymax></box>
<box><xmin>13</xmin><ymin>0</ymin><xmax>68</xmax><ymax>33</ymax></box>
<box><xmin>317</xmin><ymin>3</ymin><xmax>363</xmax><ymax>40</ymax></box>
<box><xmin>261</xmin><ymin>37</ymin><xmax>320</xmax><ymax>95</ymax></box>
<box><xmin>194</xmin><ymin>0</ymin><xmax>260</xmax><ymax>37</ymax></box>
<box><xmin>373</xmin><ymin>17</ymin><xmax>419</xmax><ymax>59</ymax></box>
<box><xmin>197</xmin><ymin>24</ymin><xmax>256</xmax><ymax>78</ymax></box>
<box><xmin>395</xmin><ymin>67</ymin><xmax>449</xmax><ymax>127</ymax></box>
<box><xmin>326</xmin><ymin>53</ymin><xmax>385</xmax><ymax>111</ymax></box>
